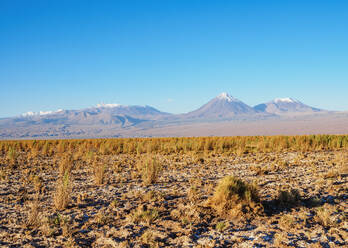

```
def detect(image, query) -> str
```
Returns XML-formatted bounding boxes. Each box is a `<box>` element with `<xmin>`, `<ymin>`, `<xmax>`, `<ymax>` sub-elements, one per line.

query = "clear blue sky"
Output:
<box><xmin>1</xmin><ymin>0</ymin><xmax>347</xmax><ymax>117</ymax></box>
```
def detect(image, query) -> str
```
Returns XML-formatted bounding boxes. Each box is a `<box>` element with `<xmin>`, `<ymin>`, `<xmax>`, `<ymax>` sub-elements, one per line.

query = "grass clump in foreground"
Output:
<box><xmin>54</xmin><ymin>171</ymin><xmax>72</xmax><ymax>210</ymax></box>
<box><xmin>207</xmin><ymin>175</ymin><xmax>263</xmax><ymax>219</ymax></box>
<box><xmin>93</xmin><ymin>159</ymin><xmax>106</xmax><ymax>185</ymax></box>
<box><xmin>138</xmin><ymin>156</ymin><xmax>162</xmax><ymax>186</ymax></box>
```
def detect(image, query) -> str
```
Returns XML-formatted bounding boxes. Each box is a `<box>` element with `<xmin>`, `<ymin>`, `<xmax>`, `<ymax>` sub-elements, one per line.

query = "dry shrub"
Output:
<box><xmin>215</xmin><ymin>221</ymin><xmax>228</xmax><ymax>232</ymax></box>
<box><xmin>138</xmin><ymin>156</ymin><xmax>162</xmax><ymax>186</ymax></box>
<box><xmin>132</xmin><ymin>205</ymin><xmax>159</xmax><ymax>224</ymax></box>
<box><xmin>85</xmin><ymin>150</ymin><xmax>95</xmax><ymax>163</ymax></box>
<box><xmin>142</xmin><ymin>190</ymin><xmax>164</xmax><ymax>203</ymax></box>
<box><xmin>279</xmin><ymin>214</ymin><xmax>296</xmax><ymax>230</ymax></box>
<box><xmin>93</xmin><ymin>159</ymin><xmax>106</xmax><ymax>185</ymax></box>
<box><xmin>54</xmin><ymin>171</ymin><xmax>72</xmax><ymax>210</ymax></box>
<box><xmin>315</xmin><ymin>206</ymin><xmax>333</xmax><ymax>228</ymax></box>
<box><xmin>33</xmin><ymin>175</ymin><xmax>43</xmax><ymax>194</ymax></box>
<box><xmin>26</xmin><ymin>199</ymin><xmax>41</xmax><ymax>229</ymax></box>
<box><xmin>277</xmin><ymin>188</ymin><xmax>302</xmax><ymax>207</ymax></box>
<box><xmin>140</xmin><ymin>230</ymin><xmax>159</xmax><ymax>248</ymax></box>
<box><xmin>207</xmin><ymin>175</ymin><xmax>263</xmax><ymax>219</ymax></box>
<box><xmin>188</xmin><ymin>185</ymin><xmax>201</xmax><ymax>203</ymax></box>
<box><xmin>59</xmin><ymin>155</ymin><xmax>73</xmax><ymax>176</ymax></box>
<box><xmin>7</xmin><ymin>146</ymin><xmax>18</xmax><ymax>167</ymax></box>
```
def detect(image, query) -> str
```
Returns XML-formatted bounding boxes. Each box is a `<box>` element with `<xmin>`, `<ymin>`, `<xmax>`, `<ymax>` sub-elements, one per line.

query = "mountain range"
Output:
<box><xmin>1</xmin><ymin>93</ymin><xmax>347</xmax><ymax>139</ymax></box>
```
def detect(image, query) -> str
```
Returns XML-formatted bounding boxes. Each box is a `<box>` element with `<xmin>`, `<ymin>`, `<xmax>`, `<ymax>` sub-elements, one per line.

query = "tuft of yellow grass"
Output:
<box><xmin>207</xmin><ymin>175</ymin><xmax>262</xmax><ymax>218</ymax></box>
<box><xmin>93</xmin><ymin>159</ymin><xmax>106</xmax><ymax>185</ymax></box>
<box><xmin>53</xmin><ymin>171</ymin><xmax>72</xmax><ymax>210</ymax></box>
<box><xmin>138</xmin><ymin>156</ymin><xmax>162</xmax><ymax>186</ymax></box>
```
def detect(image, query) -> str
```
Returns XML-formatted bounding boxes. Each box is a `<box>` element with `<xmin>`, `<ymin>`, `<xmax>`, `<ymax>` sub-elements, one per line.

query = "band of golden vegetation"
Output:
<box><xmin>1</xmin><ymin>135</ymin><xmax>347</xmax><ymax>158</ymax></box>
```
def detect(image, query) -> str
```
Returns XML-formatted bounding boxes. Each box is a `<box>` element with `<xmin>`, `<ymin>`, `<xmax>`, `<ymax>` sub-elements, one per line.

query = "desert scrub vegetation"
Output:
<box><xmin>6</xmin><ymin>146</ymin><xmax>18</xmax><ymax>167</ymax></box>
<box><xmin>137</xmin><ymin>155</ymin><xmax>162</xmax><ymax>185</ymax></box>
<box><xmin>58</xmin><ymin>154</ymin><xmax>73</xmax><ymax>176</ymax></box>
<box><xmin>131</xmin><ymin>205</ymin><xmax>159</xmax><ymax>224</ymax></box>
<box><xmin>1</xmin><ymin>135</ymin><xmax>347</xmax><ymax>158</ymax></box>
<box><xmin>25</xmin><ymin>198</ymin><xmax>41</xmax><ymax>229</ymax></box>
<box><xmin>0</xmin><ymin>136</ymin><xmax>347</xmax><ymax>247</ymax></box>
<box><xmin>93</xmin><ymin>159</ymin><xmax>106</xmax><ymax>185</ymax></box>
<box><xmin>207</xmin><ymin>175</ymin><xmax>263</xmax><ymax>218</ymax></box>
<box><xmin>276</xmin><ymin>188</ymin><xmax>302</xmax><ymax>207</ymax></box>
<box><xmin>54</xmin><ymin>170</ymin><xmax>72</xmax><ymax>210</ymax></box>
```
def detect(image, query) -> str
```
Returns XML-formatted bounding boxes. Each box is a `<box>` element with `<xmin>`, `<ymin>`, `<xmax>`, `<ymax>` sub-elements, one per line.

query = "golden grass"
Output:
<box><xmin>53</xmin><ymin>171</ymin><xmax>72</xmax><ymax>210</ymax></box>
<box><xmin>1</xmin><ymin>135</ymin><xmax>347</xmax><ymax>159</ymax></box>
<box><xmin>137</xmin><ymin>156</ymin><xmax>162</xmax><ymax>186</ymax></box>
<box><xmin>207</xmin><ymin>175</ymin><xmax>263</xmax><ymax>218</ymax></box>
<box><xmin>93</xmin><ymin>159</ymin><xmax>106</xmax><ymax>185</ymax></box>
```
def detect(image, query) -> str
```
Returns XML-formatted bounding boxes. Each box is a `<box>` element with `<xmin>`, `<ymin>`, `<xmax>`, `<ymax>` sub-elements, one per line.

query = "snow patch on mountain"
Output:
<box><xmin>216</xmin><ymin>92</ymin><xmax>239</xmax><ymax>102</ymax></box>
<box><xmin>22</xmin><ymin>109</ymin><xmax>64</xmax><ymax>117</ymax></box>
<box><xmin>273</xmin><ymin>98</ymin><xmax>299</xmax><ymax>103</ymax></box>
<box><xmin>96</xmin><ymin>103</ymin><xmax>121</xmax><ymax>108</ymax></box>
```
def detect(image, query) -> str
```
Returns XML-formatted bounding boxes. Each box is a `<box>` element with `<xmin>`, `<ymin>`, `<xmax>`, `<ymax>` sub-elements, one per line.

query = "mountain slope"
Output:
<box><xmin>184</xmin><ymin>93</ymin><xmax>257</xmax><ymax>119</ymax></box>
<box><xmin>0</xmin><ymin>105</ymin><xmax>171</xmax><ymax>128</ymax></box>
<box><xmin>254</xmin><ymin>98</ymin><xmax>323</xmax><ymax>115</ymax></box>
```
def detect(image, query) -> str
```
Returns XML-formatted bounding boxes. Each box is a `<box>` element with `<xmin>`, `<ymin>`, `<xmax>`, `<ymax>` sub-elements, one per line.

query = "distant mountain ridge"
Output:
<box><xmin>2</xmin><ymin>105</ymin><xmax>171</xmax><ymax>128</ymax></box>
<box><xmin>0</xmin><ymin>92</ymin><xmax>337</xmax><ymax>139</ymax></box>
<box><xmin>254</xmin><ymin>97</ymin><xmax>323</xmax><ymax>115</ymax></box>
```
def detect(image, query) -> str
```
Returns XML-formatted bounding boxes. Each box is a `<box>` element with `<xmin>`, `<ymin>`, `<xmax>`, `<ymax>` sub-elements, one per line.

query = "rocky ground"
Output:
<box><xmin>0</xmin><ymin>149</ymin><xmax>347</xmax><ymax>247</ymax></box>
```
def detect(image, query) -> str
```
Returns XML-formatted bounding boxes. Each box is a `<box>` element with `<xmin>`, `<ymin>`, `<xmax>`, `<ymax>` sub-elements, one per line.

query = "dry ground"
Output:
<box><xmin>0</xmin><ymin>149</ymin><xmax>347</xmax><ymax>247</ymax></box>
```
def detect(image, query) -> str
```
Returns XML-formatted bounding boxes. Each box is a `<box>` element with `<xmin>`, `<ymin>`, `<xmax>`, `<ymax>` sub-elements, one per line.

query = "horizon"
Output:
<box><xmin>4</xmin><ymin>92</ymin><xmax>344</xmax><ymax>118</ymax></box>
<box><xmin>1</xmin><ymin>0</ymin><xmax>348</xmax><ymax>117</ymax></box>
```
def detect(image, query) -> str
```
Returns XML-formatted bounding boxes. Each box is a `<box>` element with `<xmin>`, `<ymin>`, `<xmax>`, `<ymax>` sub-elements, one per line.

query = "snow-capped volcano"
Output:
<box><xmin>254</xmin><ymin>97</ymin><xmax>323</xmax><ymax>115</ymax></box>
<box><xmin>216</xmin><ymin>92</ymin><xmax>240</xmax><ymax>102</ymax></box>
<box><xmin>184</xmin><ymin>92</ymin><xmax>257</xmax><ymax>118</ymax></box>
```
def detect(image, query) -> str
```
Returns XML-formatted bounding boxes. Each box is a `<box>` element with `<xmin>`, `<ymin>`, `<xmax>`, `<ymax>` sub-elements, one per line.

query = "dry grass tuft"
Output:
<box><xmin>277</xmin><ymin>188</ymin><xmax>302</xmax><ymax>207</ymax></box>
<box><xmin>53</xmin><ymin>171</ymin><xmax>72</xmax><ymax>210</ymax></box>
<box><xmin>59</xmin><ymin>155</ymin><xmax>73</xmax><ymax>176</ymax></box>
<box><xmin>315</xmin><ymin>206</ymin><xmax>333</xmax><ymax>228</ymax></box>
<box><xmin>93</xmin><ymin>159</ymin><xmax>106</xmax><ymax>185</ymax></box>
<box><xmin>132</xmin><ymin>205</ymin><xmax>159</xmax><ymax>224</ymax></box>
<box><xmin>7</xmin><ymin>146</ymin><xmax>18</xmax><ymax>168</ymax></box>
<box><xmin>138</xmin><ymin>156</ymin><xmax>162</xmax><ymax>186</ymax></box>
<box><xmin>140</xmin><ymin>230</ymin><xmax>159</xmax><ymax>248</ymax></box>
<box><xmin>207</xmin><ymin>175</ymin><xmax>263</xmax><ymax>218</ymax></box>
<box><xmin>25</xmin><ymin>199</ymin><xmax>41</xmax><ymax>229</ymax></box>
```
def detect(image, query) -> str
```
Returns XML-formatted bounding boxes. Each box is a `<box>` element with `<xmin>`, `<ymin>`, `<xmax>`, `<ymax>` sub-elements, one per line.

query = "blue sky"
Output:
<box><xmin>1</xmin><ymin>0</ymin><xmax>347</xmax><ymax>117</ymax></box>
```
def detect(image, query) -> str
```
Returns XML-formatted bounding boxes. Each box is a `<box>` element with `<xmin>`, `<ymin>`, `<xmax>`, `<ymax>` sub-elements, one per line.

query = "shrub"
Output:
<box><xmin>93</xmin><ymin>160</ymin><xmax>106</xmax><ymax>185</ymax></box>
<box><xmin>54</xmin><ymin>171</ymin><xmax>72</xmax><ymax>210</ymax></box>
<box><xmin>276</xmin><ymin>188</ymin><xmax>302</xmax><ymax>207</ymax></box>
<box><xmin>132</xmin><ymin>205</ymin><xmax>159</xmax><ymax>224</ymax></box>
<box><xmin>207</xmin><ymin>175</ymin><xmax>263</xmax><ymax>218</ymax></box>
<box><xmin>59</xmin><ymin>155</ymin><xmax>73</xmax><ymax>176</ymax></box>
<box><xmin>215</xmin><ymin>221</ymin><xmax>228</xmax><ymax>232</ymax></box>
<box><xmin>138</xmin><ymin>156</ymin><xmax>162</xmax><ymax>186</ymax></box>
<box><xmin>315</xmin><ymin>207</ymin><xmax>333</xmax><ymax>228</ymax></box>
<box><xmin>7</xmin><ymin>146</ymin><xmax>18</xmax><ymax>167</ymax></box>
<box><xmin>25</xmin><ymin>199</ymin><xmax>41</xmax><ymax>229</ymax></box>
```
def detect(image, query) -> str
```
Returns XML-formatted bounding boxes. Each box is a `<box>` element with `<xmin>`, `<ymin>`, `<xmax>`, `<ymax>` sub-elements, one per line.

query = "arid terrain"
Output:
<box><xmin>0</xmin><ymin>136</ymin><xmax>347</xmax><ymax>247</ymax></box>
